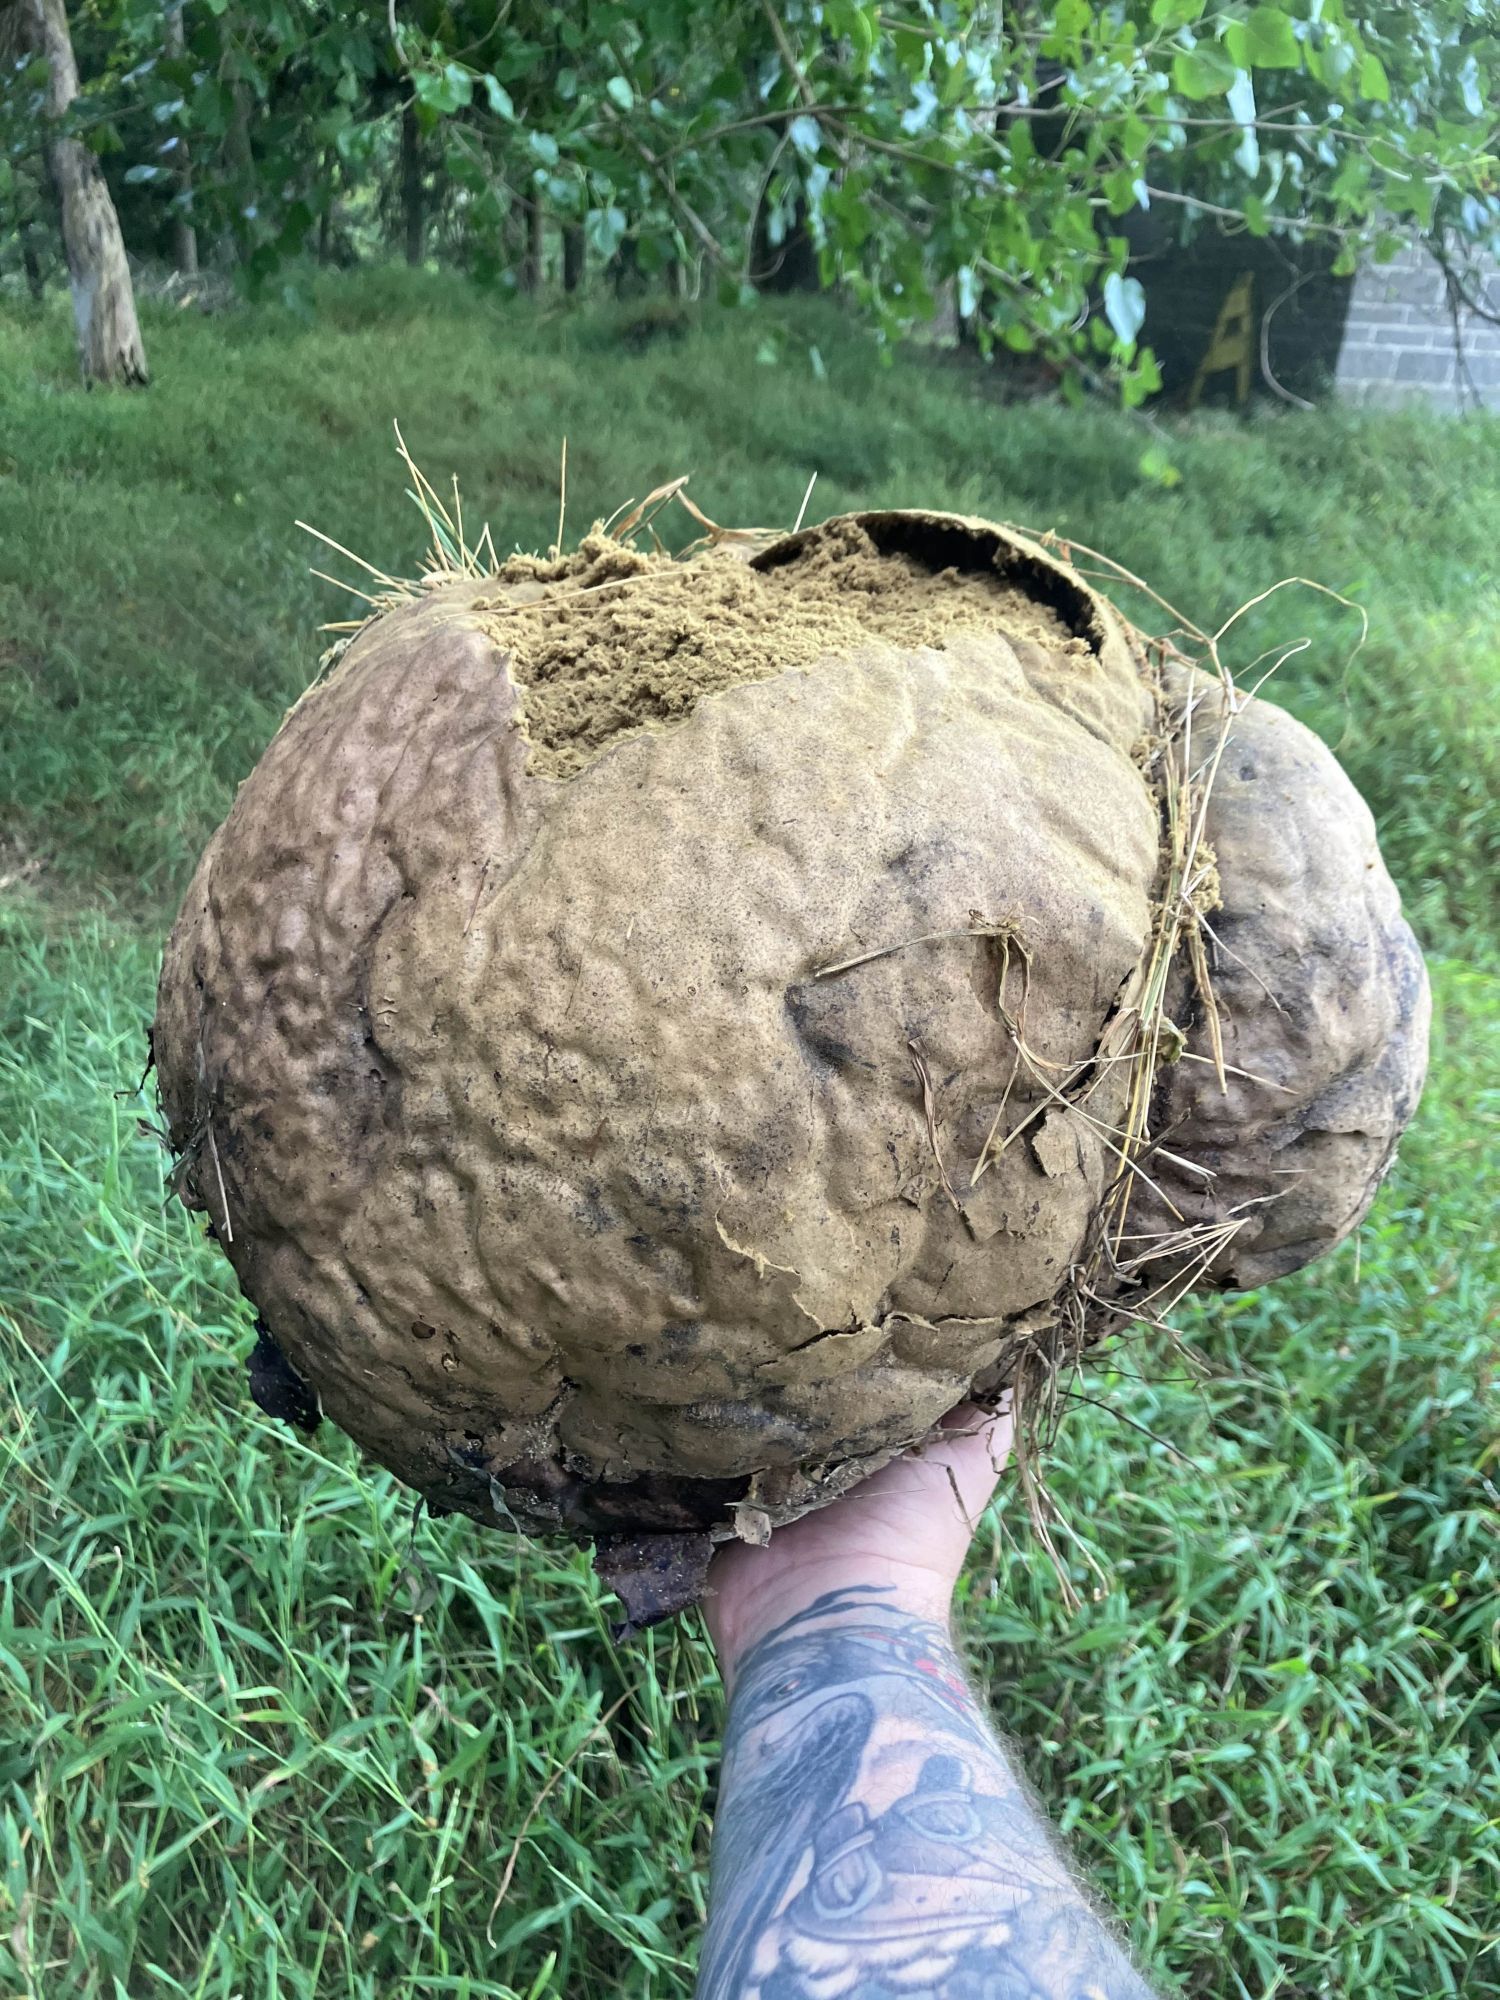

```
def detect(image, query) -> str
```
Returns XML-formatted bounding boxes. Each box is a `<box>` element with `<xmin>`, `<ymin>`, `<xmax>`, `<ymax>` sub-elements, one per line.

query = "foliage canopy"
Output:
<box><xmin>2</xmin><ymin>0</ymin><xmax>1496</xmax><ymax>383</ymax></box>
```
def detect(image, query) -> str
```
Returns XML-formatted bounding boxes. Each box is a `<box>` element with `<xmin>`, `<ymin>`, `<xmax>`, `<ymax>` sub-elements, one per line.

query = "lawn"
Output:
<box><xmin>1</xmin><ymin>271</ymin><xmax>1496</xmax><ymax>1999</ymax></box>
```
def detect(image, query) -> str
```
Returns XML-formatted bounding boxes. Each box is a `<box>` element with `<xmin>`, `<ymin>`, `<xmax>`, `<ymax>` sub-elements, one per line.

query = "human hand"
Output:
<box><xmin>696</xmin><ymin>1395</ymin><xmax>1160</xmax><ymax>2000</ymax></box>
<box><xmin>703</xmin><ymin>1400</ymin><xmax>1013</xmax><ymax>1683</ymax></box>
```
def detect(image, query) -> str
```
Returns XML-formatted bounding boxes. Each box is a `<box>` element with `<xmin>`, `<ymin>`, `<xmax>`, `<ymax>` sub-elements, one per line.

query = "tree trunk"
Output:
<box><xmin>562</xmin><ymin>223</ymin><xmax>584</xmax><ymax>294</ymax></box>
<box><xmin>163</xmin><ymin>2</ymin><xmax>198</xmax><ymax>276</ymax></box>
<box><xmin>225</xmin><ymin>72</ymin><xmax>254</xmax><ymax>261</ymax></box>
<box><xmin>400</xmin><ymin>99</ymin><xmax>424</xmax><ymax>267</ymax></box>
<box><xmin>27</xmin><ymin>0</ymin><xmax>148</xmax><ymax>384</ymax></box>
<box><xmin>20</xmin><ymin>219</ymin><xmax>46</xmax><ymax>301</ymax></box>
<box><xmin>519</xmin><ymin>200</ymin><xmax>543</xmax><ymax>293</ymax></box>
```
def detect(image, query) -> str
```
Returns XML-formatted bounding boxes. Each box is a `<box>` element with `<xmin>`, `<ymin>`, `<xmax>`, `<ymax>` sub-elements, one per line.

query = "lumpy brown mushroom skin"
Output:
<box><xmin>1132</xmin><ymin>674</ymin><xmax>1430</xmax><ymax>1289</ymax></box>
<box><xmin>154</xmin><ymin>513</ymin><xmax>1427</xmax><ymax>1621</ymax></box>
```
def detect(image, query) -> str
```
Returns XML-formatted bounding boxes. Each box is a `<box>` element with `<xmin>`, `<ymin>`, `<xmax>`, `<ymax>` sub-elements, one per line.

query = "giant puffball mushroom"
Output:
<box><xmin>154</xmin><ymin>512</ymin><xmax>1428</xmax><ymax>1629</ymax></box>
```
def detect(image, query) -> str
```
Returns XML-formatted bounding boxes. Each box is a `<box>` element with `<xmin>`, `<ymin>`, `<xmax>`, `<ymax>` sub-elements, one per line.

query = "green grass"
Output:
<box><xmin>3</xmin><ymin>270</ymin><xmax>1497</xmax><ymax>943</ymax></box>
<box><xmin>1</xmin><ymin>270</ymin><xmax>1497</xmax><ymax>1998</ymax></box>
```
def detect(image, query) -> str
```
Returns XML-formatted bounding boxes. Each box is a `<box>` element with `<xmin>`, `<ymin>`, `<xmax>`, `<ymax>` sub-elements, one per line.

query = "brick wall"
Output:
<box><xmin>1335</xmin><ymin>241</ymin><xmax>1500</xmax><ymax>411</ymax></box>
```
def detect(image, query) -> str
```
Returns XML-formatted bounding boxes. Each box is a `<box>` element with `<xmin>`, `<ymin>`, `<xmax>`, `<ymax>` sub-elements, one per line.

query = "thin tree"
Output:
<box><xmin>562</xmin><ymin>222</ymin><xmax>583</xmax><ymax>294</ymax></box>
<box><xmin>163</xmin><ymin>1</ymin><xmax>198</xmax><ymax>276</ymax></box>
<box><xmin>9</xmin><ymin>0</ymin><xmax>148</xmax><ymax>383</ymax></box>
<box><xmin>519</xmin><ymin>198</ymin><xmax>543</xmax><ymax>293</ymax></box>
<box><xmin>399</xmin><ymin>97</ymin><xmax>424</xmax><ymax>265</ymax></box>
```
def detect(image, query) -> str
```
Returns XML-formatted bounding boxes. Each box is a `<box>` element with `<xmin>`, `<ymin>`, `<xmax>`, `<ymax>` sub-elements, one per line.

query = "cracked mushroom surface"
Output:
<box><xmin>154</xmin><ymin>511</ymin><xmax>1427</xmax><ymax>1626</ymax></box>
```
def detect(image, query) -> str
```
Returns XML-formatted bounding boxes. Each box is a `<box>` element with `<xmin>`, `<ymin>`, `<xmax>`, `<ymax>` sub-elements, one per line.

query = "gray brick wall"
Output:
<box><xmin>1336</xmin><ymin>241</ymin><xmax>1500</xmax><ymax>411</ymax></box>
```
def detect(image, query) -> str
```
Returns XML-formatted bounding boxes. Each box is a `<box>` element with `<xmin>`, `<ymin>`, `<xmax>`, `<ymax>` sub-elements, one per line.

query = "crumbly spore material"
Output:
<box><xmin>482</xmin><ymin>515</ymin><xmax>1087</xmax><ymax>775</ymax></box>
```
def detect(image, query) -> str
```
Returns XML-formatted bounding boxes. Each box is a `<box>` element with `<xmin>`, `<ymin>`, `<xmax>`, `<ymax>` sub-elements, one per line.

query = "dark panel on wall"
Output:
<box><xmin>1123</xmin><ymin>211</ymin><xmax>1353</xmax><ymax>405</ymax></box>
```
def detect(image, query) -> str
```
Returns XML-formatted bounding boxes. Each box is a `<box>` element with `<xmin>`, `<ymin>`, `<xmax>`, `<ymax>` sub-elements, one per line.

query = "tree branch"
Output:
<box><xmin>758</xmin><ymin>0</ymin><xmax>816</xmax><ymax>110</ymax></box>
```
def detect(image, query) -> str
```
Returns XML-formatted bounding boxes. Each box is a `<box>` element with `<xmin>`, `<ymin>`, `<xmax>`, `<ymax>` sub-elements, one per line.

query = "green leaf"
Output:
<box><xmin>1404</xmin><ymin>178</ymin><xmax>1436</xmax><ymax>230</ymax></box>
<box><xmin>1102</xmin><ymin>167</ymin><xmax>1145</xmax><ymax>215</ymax></box>
<box><xmin>1047</xmin><ymin>0</ymin><xmax>1091</xmax><ymax>55</ymax></box>
<box><xmin>938</xmin><ymin>55</ymin><xmax>972</xmax><ymax>108</ymax></box>
<box><xmin>1455</xmin><ymin>53</ymin><xmax>1483</xmax><ymax>119</ymax></box>
<box><xmin>788</xmin><ymin>114</ymin><xmax>822</xmax><ymax>160</ymax></box>
<box><xmin>484</xmin><ymin>76</ymin><xmax>515</xmax><ymax>120</ymax></box>
<box><xmin>1120</xmin><ymin>346</ymin><xmax>1162</xmax><ymax>405</ymax></box>
<box><xmin>1305</xmin><ymin>30</ymin><xmax>1356</xmax><ymax>91</ymax></box>
<box><xmin>1171</xmin><ymin>41</ymin><xmax>1238</xmax><ymax>99</ymax></box>
<box><xmin>1103</xmin><ymin>270</ymin><xmax>1146</xmax><ymax>346</ymax></box>
<box><xmin>891</xmin><ymin>26</ymin><xmax>930</xmax><ymax>75</ymax></box>
<box><xmin>1225</xmin><ymin>8</ymin><xmax>1301</xmax><ymax>72</ymax></box>
<box><xmin>1358</xmin><ymin>51</ymin><xmax>1389</xmax><ymax>103</ymax></box>
<box><xmin>528</xmin><ymin>130</ymin><xmax>560</xmax><ymax>168</ymax></box>
<box><xmin>584</xmin><ymin>205</ymin><xmax>627</xmax><ymax>260</ymax></box>
<box><xmin>605</xmin><ymin>76</ymin><xmax>634</xmax><ymax>112</ymax></box>
<box><xmin>413</xmin><ymin>65</ymin><xmax>472</xmax><ymax>116</ymax></box>
<box><xmin>1150</xmin><ymin>0</ymin><xmax>1204</xmax><ymax>23</ymax></box>
<box><xmin>1330</xmin><ymin>150</ymin><xmax>1371</xmax><ymax>205</ymax></box>
<box><xmin>1138</xmin><ymin>445</ymin><xmax>1182</xmax><ymax>487</ymax></box>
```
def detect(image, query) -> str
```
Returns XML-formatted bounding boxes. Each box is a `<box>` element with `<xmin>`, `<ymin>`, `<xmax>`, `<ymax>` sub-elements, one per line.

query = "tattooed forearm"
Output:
<box><xmin>697</xmin><ymin>1586</ymin><xmax>1158</xmax><ymax>2000</ymax></box>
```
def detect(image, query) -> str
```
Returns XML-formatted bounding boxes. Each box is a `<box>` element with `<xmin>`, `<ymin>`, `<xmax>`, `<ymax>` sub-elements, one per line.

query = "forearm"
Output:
<box><xmin>697</xmin><ymin>1580</ymin><xmax>1159</xmax><ymax>2000</ymax></box>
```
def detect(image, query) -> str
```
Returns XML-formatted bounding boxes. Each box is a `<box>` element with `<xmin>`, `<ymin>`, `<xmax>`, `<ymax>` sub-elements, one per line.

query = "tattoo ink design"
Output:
<box><xmin>697</xmin><ymin>1589</ymin><xmax>1156</xmax><ymax>2000</ymax></box>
